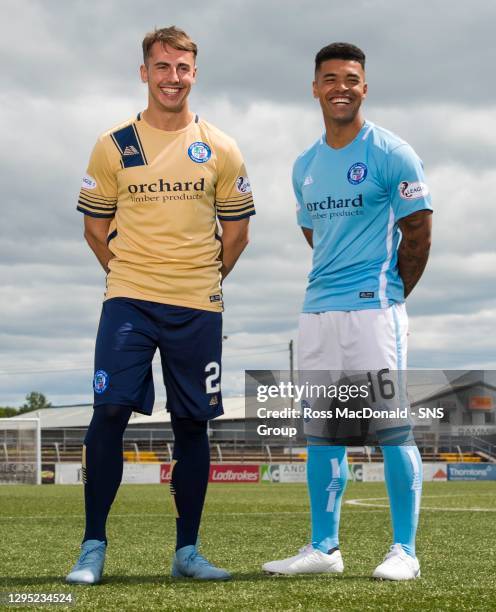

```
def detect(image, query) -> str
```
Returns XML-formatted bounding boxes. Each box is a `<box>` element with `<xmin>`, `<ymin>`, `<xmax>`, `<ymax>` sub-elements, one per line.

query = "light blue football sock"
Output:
<box><xmin>382</xmin><ymin>444</ymin><xmax>422</xmax><ymax>558</ymax></box>
<box><xmin>307</xmin><ymin>444</ymin><xmax>348</xmax><ymax>553</ymax></box>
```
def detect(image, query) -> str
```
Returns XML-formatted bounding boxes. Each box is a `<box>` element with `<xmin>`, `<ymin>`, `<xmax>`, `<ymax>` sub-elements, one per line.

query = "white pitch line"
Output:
<box><xmin>1</xmin><ymin>495</ymin><xmax>493</xmax><ymax>521</ymax></box>
<box><xmin>346</xmin><ymin>494</ymin><xmax>496</xmax><ymax>512</ymax></box>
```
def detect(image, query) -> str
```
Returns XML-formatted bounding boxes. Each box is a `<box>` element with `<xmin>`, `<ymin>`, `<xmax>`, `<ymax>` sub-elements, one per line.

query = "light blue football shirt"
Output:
<box><xmin>294</xmin><ymin>121</ymin><xmax>432</xmax><ymax>312</ymax></box>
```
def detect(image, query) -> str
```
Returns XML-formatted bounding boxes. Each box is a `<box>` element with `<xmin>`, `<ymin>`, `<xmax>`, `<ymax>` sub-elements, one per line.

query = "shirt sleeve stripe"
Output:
<box><xmin>79</xmin><ymin>189</ymin><xmax>117</xmax><ymax>203</ymax></box>
<box><xmin>215</xmin><ymin>203</ymin><xmax>255</xmax><ymax>214</ymax></box>
<box><xmin>217</xmin><ymin>209</ymin><xmax>256</xmax><ymax>221</ymax></box>
<box><xmin>77</xmin><ymin>206</ymin><xmax>115</xmax><ymax>218</ymax></box>
<box><xmin>216</xmin><ymin>193</ymin><xmax>254</xmax><ymax>203</ymax></box>
<box><xmin>217</xmin><ymin>205</ymin><xmax>256</xmax><ymax>216</ymax></box>
<box><xmin>215</xmin><ymin>196</ymin><xmax>254</xmax><ymax>209</ymax></box>
<box><xmin>79</xmin><ymin>194</ymin><xmax>117</xmax><ymax>208</ymax></box>
<box><xmin>78</xmin><ymin>199</ymin><xmax>117</xmax><ymax>212</ymax></box>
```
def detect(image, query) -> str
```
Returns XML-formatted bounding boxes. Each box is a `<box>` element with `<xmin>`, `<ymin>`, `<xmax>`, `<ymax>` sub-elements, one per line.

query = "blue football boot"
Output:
<box><xmin>66</xmin><ymin>539</ymin><xmax>106</xmax><ymax>584</ymax></box>
<box><xmin>171</xmin><ymin>545</ymin><xmax>231</xmax><ymax>580</ymax></box>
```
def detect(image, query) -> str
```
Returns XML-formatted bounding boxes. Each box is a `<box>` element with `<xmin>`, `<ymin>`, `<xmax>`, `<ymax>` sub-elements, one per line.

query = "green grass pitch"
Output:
<box><xmin>1</xmin><ymin>481</ymin><xmax>495</xmax><ymax>611</ymax></box>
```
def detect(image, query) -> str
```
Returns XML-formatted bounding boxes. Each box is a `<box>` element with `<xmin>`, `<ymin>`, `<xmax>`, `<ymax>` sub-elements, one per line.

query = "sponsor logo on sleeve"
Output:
<box><xmin>347</xmin><ymin>162</ymin><xmax>368</xmax><ymax>185</ymax></box>
<box><xmin>236</xmin><ymin>176</ymin><xmax>251</xmax><ymax>194</ymax></box>
<box><xmin>398</xmin><ymin>181</ymin><xmax>429</xmax><ymax>200</ymax></box>
<box><xmin>188</xmin><ymin>141</ymin><xmax>211</xmax><ymax>163</ymax></box>
<box><xmin>82</xmin><ymin>174</ymin><xmax>97</xmax><ymax>190</ymax></box>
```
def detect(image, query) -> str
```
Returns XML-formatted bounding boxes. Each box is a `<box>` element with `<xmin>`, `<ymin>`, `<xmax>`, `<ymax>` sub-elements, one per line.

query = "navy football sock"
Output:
<box><xmin>170</xmin><ymin>414</ymin><xmax>210</xmax><ymax>551</ymax></box>
<box><xmin>82</xmin><ymin>404</ymin><xmax>132</xmax><ymax>543</ymax></box>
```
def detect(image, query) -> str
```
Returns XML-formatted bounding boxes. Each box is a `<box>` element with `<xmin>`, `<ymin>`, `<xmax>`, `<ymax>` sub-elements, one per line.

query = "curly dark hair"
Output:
<box><xmin>315</xmin><ymin>43</ymin><xmax>365</xmax><ymax>72</ymax></box>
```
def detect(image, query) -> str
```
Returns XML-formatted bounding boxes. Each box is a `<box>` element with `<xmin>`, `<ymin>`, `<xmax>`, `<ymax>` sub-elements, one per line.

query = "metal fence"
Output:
<box><xmin>38</xmin><ymin>427</ymin><xmax>496</xmax><ymax>463</ymax></box>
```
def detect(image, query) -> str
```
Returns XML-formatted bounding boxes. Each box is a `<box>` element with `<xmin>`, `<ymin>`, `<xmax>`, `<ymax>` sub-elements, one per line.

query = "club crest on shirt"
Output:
<box><xmin>93</xmin><ymin>370</ymin><xmax>109</xmax><ymax>394</ymax></box>
<box><xmin>236</xmin><ymin>176</ymin><xmax>251</xmax><ymax>194</ymax></box>
<box><xmin>188</xmin><ymin>141</ymin><xmax>211</xmax><ymax>163</ymax></box>
<box><xmin>347</xmin><ymin>162</ymin><xmax>368</xmax><ymax>185</ymax></box>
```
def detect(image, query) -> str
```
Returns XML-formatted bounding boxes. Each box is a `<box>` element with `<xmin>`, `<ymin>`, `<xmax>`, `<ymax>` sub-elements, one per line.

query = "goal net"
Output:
<box><xmin>0</xmin><ymin>418</ymin><xmax>41</xmax><ymax>484</ymax></box>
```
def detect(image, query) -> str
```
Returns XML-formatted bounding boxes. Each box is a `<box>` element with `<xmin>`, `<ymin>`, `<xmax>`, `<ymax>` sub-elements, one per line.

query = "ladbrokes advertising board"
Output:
<box><xmin>160</xmin><ymin>463</ymin><xmax>259</xmax><ymax>483</ymax></box>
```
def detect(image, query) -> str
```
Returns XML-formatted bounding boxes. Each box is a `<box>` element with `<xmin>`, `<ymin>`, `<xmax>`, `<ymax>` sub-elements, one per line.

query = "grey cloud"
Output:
<box><xmin>0</xmin><ymin>281</ymin><xmax>102</xmax><ymax>338</ymax></box>
<box><xmin>2</xmin><ymin>0</ymin><xmax>494</xmax><ymax>106</ymax></box>
<box><xmin>368</xmin><ymin>106</ymin><xmax>496</xmax><ymax>171</ymax></box>
<box><xmin>0</xmin><ymin>242</ymin><xmax>93</xmax><ymax>268</ymax></box>
<box><xmin>408</xmin><ymin>309</ymin><xmax>496</xmax><ymax>369</ymax></box>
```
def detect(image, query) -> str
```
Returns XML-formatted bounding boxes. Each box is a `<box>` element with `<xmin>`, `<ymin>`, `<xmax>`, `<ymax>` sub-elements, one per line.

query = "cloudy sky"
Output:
<box><xmin>1</xmin><ymin>0</ymin><xmax>495</xmax><ymax>407</ymax></box>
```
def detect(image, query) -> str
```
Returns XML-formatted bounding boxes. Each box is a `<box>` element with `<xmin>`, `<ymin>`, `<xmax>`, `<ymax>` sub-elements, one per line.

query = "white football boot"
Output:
<box><xmin>262</xmin><ymin>544</ymin><xmax>344</xmax><ymax>575</ymax></box>
<box><xmin>372</xmin><ymin>544</ymin><xmax>420</xmax><ymax>580</ymax></box>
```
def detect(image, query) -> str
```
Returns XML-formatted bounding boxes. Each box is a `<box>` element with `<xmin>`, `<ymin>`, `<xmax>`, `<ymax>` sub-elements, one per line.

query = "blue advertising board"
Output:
<box><xmin>448</xmin><ymin>463</ymin><xmax>496</xmax><ymax>481</ymax></box>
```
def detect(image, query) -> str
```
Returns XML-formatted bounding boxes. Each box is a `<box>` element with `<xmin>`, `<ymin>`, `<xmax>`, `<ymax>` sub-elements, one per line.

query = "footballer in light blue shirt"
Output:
<box><xmin>294</xmin><ymin>119</ymin><xmax>432</xmax><ymax>312</ymax></box>
<box><xmin>262</xmin><ymin>42</ymin><xmax>432</xmax><ymax>581</ymax></box>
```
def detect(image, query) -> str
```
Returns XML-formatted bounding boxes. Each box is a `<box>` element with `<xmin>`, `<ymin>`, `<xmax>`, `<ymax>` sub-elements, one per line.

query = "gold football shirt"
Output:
<box><xmin>77</xmin><ymin>114</ymin><xmax>255</xmax><ymax>312</ymax></box>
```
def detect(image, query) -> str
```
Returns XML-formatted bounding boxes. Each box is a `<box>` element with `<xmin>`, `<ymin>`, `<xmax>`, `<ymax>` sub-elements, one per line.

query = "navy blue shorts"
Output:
<box><xmin>92</xmin><ymin>298</ymin><xmax>223</xmax><ymax>419</ymax></box>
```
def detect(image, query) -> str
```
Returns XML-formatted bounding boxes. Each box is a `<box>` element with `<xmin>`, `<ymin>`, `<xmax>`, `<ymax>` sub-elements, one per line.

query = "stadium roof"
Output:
<box><xmin>10</xmin><ymin>405</ymin><xmax>94</xmax><ymax>429</ymax></box>
<box><xmin>9</xmin><ymin>397</ymin><xmax>246</xmax><ymax>429</ymax></box>
<box><xmin>411</xmin><ymin>371</ymin><xmax>496</xmax><ymax>406</ymax></box>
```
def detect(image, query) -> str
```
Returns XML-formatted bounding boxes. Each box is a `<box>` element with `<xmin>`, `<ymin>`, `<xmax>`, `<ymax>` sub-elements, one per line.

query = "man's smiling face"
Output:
<box><xmin>313</xmin><ymin>59</ymin><xmax>367</xmax><ymax>125</ymax></box>
<box><xmin>140</xmin><ymin>42</ymin><xmax>196</xmax><ymax>114</ymax></box>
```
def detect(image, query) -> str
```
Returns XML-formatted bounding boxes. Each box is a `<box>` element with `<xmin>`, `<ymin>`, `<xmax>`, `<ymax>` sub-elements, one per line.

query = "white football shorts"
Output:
<box><xmin>298</xmin><ymin>303</ymin><xmax>409</xmax><ymax>442</ymax></box>
<box><xmin>298</xmin><ymin>303</ymin><xmax>408</xmax><ymax>372</ymax></box>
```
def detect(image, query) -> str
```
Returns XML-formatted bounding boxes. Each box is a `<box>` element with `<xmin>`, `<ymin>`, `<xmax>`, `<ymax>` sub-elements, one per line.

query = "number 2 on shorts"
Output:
<box><xmin>205</xmin><ymin>361</ymin><xmax>220</xmax><ymax>393</ymax></box>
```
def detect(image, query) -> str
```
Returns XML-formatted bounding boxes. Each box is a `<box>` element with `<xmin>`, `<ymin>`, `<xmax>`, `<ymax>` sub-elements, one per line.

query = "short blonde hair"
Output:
<box><xmin>142</xmin><ymin>26</ymin><xmax>197</xmax><ymax>64</ymax></box>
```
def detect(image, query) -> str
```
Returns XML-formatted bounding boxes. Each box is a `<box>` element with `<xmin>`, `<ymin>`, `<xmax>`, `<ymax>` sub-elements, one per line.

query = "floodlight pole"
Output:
<box><xmin>36</xmin><ymin>418</ymin><xmax>41</xmax><ymax>485</ymax></box>
<box><xmin>289</xmin><ymin>339</ymin><xmax>295</xmax><ymax>459</ymax></box>
<box><xmin>289</xmin><ymin>339</ymin><xmax>294</xmax><ymax>400</ymax></box>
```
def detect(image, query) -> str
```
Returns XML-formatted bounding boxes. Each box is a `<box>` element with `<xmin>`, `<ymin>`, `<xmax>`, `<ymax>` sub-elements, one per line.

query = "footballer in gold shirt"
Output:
<box><xmin>78</xmin><ymin>112</ymin><xmax>254</xmax><ymax>311</ymax></box>
<box><xmin>67</xmin><ymin>26</ymin><xmax>253</xmax><ymax>585</ymax></box>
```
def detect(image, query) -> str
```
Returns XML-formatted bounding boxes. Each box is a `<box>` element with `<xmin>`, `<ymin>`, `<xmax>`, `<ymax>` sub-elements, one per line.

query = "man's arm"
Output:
<box><xmin>397</xmin><ymin>210</ymin><xmax>432</xmax><ymax>298</ymax></box>
<box><xmin>83</xmin><ymin>216</ymin><xmax>114</xmax><ymax>273</ymax></box>
<box><xmin>218</xmin><ymin>218</ymin><xmax>250</xmax><ymax>280</ymax></box>
<box><xmin>301</xmin><ymin>227</ymin><xmax>313</xmax><ymax>248</ymax></box>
